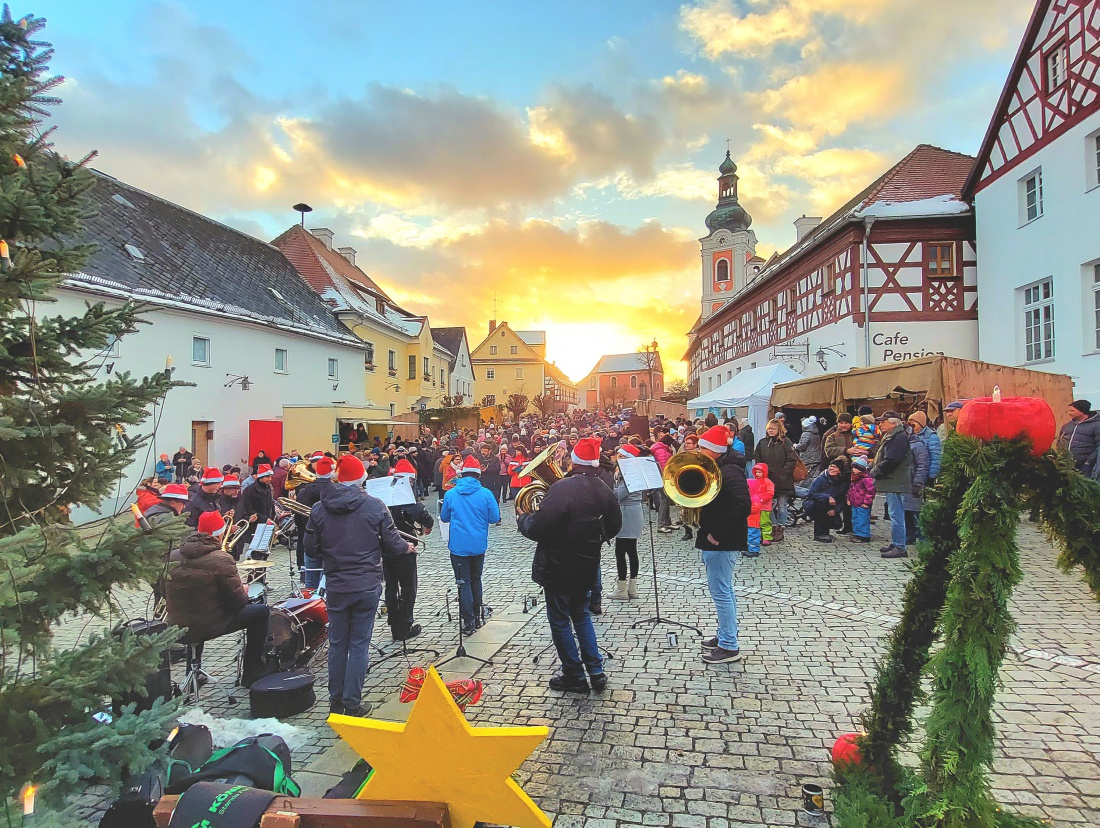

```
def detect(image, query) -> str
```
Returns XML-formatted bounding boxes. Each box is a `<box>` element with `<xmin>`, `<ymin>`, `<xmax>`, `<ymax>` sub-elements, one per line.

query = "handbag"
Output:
<box><xmin>793</xmin><ymin>456</ymin><xmax>809</xmax><ymax>483</ymax></box>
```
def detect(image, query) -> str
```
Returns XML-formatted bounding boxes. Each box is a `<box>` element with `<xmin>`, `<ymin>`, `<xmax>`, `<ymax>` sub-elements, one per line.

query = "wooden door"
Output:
<box><xmin>191</xmin><ymin>420</ymin><xmax>213</xmax><ymax>467</ymax></box>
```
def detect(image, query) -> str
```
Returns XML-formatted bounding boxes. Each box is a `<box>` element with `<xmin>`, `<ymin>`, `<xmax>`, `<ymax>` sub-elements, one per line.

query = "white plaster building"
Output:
<box><xmin>432</xmin><ymin>327</ymin><xmax>477</xmax><ymax>402</ymax></box>
<box><xmin>57</xmin><ymin>173</ymin><xmax>368</xmax><ymax>518</ymax></box>
<box><xmin>967</xmin><ymin>0</ymin><xmax>1100</xmax><ymax>399</ymax></box>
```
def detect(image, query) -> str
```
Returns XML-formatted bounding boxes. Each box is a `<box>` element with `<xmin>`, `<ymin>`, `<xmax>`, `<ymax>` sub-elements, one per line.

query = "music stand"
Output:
<box><xmin>435</xmin><ymin>579</ymin><xmax>492</xmax><ymax>670</ymax></box>
<box><xmin>617</xmin><ymin>456</ymin><xmax>702</xmax><ymax>644</ymax></box>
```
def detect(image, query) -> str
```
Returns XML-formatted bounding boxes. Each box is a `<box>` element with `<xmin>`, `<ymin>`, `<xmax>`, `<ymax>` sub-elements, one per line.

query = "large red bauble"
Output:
<box><xmin>956</xmin><ymin>396</ymin><xmax>1056</xmax><ymax>457</ymax></box>
<box><xmin>831</xmin><ymin>733</ymin><xmax>863</xmax><ymax>767</ymax></box>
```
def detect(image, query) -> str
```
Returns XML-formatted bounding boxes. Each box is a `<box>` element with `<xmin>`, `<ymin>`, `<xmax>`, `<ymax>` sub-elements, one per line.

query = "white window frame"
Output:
<box><xmin>1019</xmin><ymin>168</ymin><xmax>1044</xmax><ymax>225</ymax></box>
<box><xmin>1087</xmin><ymin>261</ymin><xmax>1100</xmax><ymax>353</ymax></box>
<box><xmin>192</xmin><ymin>336</ymin><xmax>211</xmax><ymax>367</ymax></box>
<box><xmin>363</xmin><ymin>342</ymin><xmax>375</xmax><ymax>368</ymax></box>
<box><xmin>1045</xmin><ymin>42</ymin><xmax>1068</xmax><ymax>95</ymax></box>
<box><xmin>1086</xmin><ymin>128</ymin><xmax>1100</xmax><ymax>192</ymax></box>
<box><xmin>510</xmin><ymin>345</ymin><xmax>519</xmax><ymax>355</ymax></box>
<box><xmin>489</xmin><ymin>345</ymin><xmax>498</xmax><ymax>355</ymax></box>
<box><xmin>327</xmin><ymin>357</ymin><xmax>339</xmax><ymax>380</ymax></box>
<box><xmin>274</xmin><ymin>348</ymin><xmax>288</xmax><ymax>374</ymax></box>
<box><xmin>514</xmin><ymin>367</ymin><xmax>523</xmax><ymax>379</ymax></box>
<box><xmin>485</xmin><ymin>369</ymin><xmax>496</xmax><ymax>380</ymax></box>
<box><xmin>484</xmin><ymin>394</ymin><xmax>496</xmax><ymax>406</ymax></box>
<box><xmin>388</xmin><ymin>349</ymin><xmax>397</xmax><ymax>372</ymax></box>
<box><xmin>1021</xmin><ymin>277</ymin><xmax>1055</xmax><ymax>363</ymax></box>
<box><xmin>102</xmin><ymin>334</ymin><xmax>120</xmax><ymax>358</ymax></box>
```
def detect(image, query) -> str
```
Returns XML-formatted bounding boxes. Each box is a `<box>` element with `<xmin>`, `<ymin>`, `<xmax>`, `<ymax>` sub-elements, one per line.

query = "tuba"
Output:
<box><xmin>662</xmin><ymin>451</ymin><xmax>722</xmax><ymax>528</ymax></box>
<box><xmin>284</xmin><ymin>460</ymin><xmax>316</xmax><ymax>491</ymax></box>
<box><xmin>514</xmin><ymin>444</ymin><xmax>565</xmax><ymax>515</ymax></box>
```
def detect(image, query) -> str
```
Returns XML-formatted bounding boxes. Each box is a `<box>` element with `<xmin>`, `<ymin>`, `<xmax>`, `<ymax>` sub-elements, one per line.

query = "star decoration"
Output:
<box><xmin>328</xmin><ymin>666</ymin><xmax>551</xmax><ymax>828</ymax></box>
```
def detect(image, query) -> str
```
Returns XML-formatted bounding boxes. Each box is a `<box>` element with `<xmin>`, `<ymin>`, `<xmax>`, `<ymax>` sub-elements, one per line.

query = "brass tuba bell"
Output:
<box><xmin>662</xmin><ymin>451</ymin><xmax>722</xmax><ymax>527</ymax></box>
<box><xmin>284</xmin><ymin>460</ymin><xmax>317</xmax><ymax>491</ymax></box>
<box><xmin>514</xmin><ymin>444</ymin><xmax>565</xmax><ymax>515</ymax></box>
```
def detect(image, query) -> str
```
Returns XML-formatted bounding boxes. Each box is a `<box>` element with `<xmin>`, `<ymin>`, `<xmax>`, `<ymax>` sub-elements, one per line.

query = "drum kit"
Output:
<box><xmin>236</xmin><ymin>556</ymin><xmax>329</xmax><ymax>672</ymax></box>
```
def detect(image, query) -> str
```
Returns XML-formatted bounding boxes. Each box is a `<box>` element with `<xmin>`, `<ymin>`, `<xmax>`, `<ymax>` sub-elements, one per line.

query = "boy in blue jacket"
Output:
<box><xmin>441</xmin><ymin>455</ymin><xmax>502</xmax><ymax>635</ymax></box>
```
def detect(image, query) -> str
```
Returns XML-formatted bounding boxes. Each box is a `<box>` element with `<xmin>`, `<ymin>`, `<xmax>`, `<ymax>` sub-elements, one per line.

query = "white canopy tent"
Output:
<box><xmin>687</xmin><ymin>364</ymin><xmax>804</xmax><ymax>440</ymax></box>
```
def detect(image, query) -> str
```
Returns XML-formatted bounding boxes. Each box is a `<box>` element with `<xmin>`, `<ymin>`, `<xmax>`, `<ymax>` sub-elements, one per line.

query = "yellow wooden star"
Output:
<box><xmin>327</xmin><ymin>666</ymin><xmax>551</xmax><ymax>828</ymax></box>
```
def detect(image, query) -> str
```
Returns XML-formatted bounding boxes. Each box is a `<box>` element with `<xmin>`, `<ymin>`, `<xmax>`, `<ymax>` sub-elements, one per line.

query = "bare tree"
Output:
<box><xmin>507</xmin><ymin>393</ymin><xmax>530</xmax><ymax>419</ymax></box>
<box><xmin>531</xmin><ymin>394</ymin><xmax>556</xmax><ymax>416</ymax></box>
<box><xmin>637</xmin><ymin>340</ymin><xmax>661</xmax><ymax>401</ymax></box>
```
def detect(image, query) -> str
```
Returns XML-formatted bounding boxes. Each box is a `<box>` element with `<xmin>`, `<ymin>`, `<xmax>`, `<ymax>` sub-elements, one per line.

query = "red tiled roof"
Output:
<box><xmin>271</xmin><ymin>225</ymin><xmax>393</xmax><ymax>303</ymax></box>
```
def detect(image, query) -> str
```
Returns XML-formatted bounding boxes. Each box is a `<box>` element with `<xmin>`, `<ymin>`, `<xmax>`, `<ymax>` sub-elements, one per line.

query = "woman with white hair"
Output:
<box><xmin>795</xmin><ymin>416</ymin><xmax>824</xmax><ymax>480</ymax></box>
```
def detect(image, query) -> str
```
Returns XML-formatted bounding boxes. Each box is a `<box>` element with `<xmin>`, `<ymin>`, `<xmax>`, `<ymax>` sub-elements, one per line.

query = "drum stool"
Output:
<box><xmin>180</xmin><ymin>636</ymin><xmax>217</xmax><ymax>703</ymax></box>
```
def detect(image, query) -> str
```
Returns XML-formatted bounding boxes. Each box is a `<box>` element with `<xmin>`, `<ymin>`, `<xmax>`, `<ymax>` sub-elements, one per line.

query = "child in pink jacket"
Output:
<box><xmin>847</xmin><ymin>456</ymin><xmax>876</xmax><ymax>542</ymax></box>
<box><xmin>746</xmin><ymin>463</ymin><xmax>775</xmax><ymax>557</ymax></box>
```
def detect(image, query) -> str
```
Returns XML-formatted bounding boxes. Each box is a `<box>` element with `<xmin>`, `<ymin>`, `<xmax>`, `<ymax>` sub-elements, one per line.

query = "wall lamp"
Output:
<box><xmin>225</xmin><ymin>373</ymin><xmax>252</xmax><ymax>391</ymax></box>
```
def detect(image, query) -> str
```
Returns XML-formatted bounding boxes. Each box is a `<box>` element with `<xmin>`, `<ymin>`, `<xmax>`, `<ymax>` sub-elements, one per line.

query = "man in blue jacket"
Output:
<box><xmin>441</xmin><ymin>455</ymin><xmax>502</xmax><ymax>635</ymax></box>
<box><xmin>304</xmin><ymin>454</ymin><xmax>412</xmax><ymax>716</ymax></box>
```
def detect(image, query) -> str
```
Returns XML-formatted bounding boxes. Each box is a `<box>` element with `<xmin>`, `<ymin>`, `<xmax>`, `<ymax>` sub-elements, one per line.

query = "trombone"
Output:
<box><xmin>276</xmin><ymin>497</ymin><xmax>425</xmax><ymax>547</ymax></box>
<box><xmin>219</xmin><ymin>510</ymin><xmax>250</xmax><ymax>552</ymax></box>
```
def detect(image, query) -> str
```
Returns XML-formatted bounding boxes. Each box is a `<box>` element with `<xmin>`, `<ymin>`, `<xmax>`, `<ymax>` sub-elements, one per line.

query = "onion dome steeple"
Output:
<box><xmin>705</xmin><ymin>150</ymin><xmax>752</xmax><ymax>233</ymax></box>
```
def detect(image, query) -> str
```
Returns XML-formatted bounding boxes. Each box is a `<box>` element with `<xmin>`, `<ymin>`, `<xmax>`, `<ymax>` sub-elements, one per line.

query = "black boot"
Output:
<box><xmin>681</xmin><ymin>526</ymin><xmax>693</xmax><ymax>541</ymax></box>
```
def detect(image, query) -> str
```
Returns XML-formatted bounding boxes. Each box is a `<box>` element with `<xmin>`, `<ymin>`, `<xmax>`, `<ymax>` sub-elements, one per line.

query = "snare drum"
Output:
<box><xmin>247</xmin><ymin>581</ymin><xmax>267</xmax><ymax>605</ymax></box>
<box><xmin>264</xmin><ymin>608</ymin><xmax>306</xmax><ymax>669</ymax></box>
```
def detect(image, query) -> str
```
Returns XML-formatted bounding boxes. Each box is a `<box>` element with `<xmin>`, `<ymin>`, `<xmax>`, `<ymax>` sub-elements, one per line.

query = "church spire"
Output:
<box><xmin>706</xmin><ymin>149</ymin><xmax>752</xmax><ymax>232</ymax></box>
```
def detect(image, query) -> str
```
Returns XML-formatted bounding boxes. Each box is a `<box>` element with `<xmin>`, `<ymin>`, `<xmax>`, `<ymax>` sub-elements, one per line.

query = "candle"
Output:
<box><xmin>22</xmin><ymin>784</ymin><xmax>35</xmax><ymax>815</ymax></box>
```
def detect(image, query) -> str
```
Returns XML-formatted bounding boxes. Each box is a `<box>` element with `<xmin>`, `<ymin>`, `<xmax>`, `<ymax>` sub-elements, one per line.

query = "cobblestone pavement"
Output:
<box><xmin>59</xmin><ymin>496</ymin><xmax>1100</xmax><ymax>826</ymax></box>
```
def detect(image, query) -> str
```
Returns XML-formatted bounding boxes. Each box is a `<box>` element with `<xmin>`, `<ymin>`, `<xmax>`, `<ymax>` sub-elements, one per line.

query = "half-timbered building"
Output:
<box><xmin>966</xmin><ymin>0</ymin><xmax>1100</xmax><ymax>399</ymax></box>
<box><xmin>686</xmin><ymin>145</ymin><xmax>980</xmax><ymax>397</ymax></box>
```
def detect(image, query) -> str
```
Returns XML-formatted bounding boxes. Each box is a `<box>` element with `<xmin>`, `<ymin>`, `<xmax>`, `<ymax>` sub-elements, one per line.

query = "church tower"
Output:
<box><xmin>700</xmin><ymin>150</ymin><xmax>756</xmax><ymax>321</ymax></box>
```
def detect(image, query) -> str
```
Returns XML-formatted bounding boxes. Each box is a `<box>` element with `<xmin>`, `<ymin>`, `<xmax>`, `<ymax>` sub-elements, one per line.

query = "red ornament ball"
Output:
<box><xmin>831</xmin><ymin>733</ymin><xmax>863</xmax><ymax>767</ymax></box>
<box><xmin>956</xmin><ymin>395</ymin><xmax>1056</xmax><ymax>457</ymax></box>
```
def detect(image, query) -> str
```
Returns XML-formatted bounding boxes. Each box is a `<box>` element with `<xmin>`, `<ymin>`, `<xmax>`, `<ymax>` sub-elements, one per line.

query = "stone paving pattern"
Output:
<box><xmin>58</xmin><ymin>495</ymin><xmax>1100</xmax><ymax>826</ymax></box>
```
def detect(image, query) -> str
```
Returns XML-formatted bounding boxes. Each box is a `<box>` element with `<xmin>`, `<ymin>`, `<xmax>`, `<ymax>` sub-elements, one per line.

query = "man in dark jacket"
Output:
<box><xmin>695</xmin><ymin>426</ymin><xmax>752</xmax><ymax>664</ymax></box>
<box><xmin>386</xmin><ymin>460</ymin><xmax>434</xmax><ymax>641</ymax></box>
<box><xmin>184</xmin><ymin>467</ymin><xmax>224</xmax><ymax>528</ymax></box>
<box><xmin>304</xmin><ymin>454</ymin><xmax>413</xmax><ymax>716</ymax></box>
<box><xmin>803</xmin><ymin>459</ymin><xmax>849</xmax><ymax>543</ymax></box>
<box><xmin>166</xmin><ymin>510</ymin><xmax>270</xmax><ymax>685</ymax></box>
<box><xmin>1058</xmin><ymin>400</ymin><xmax>1100</xmax><ymax>476</ymax></box>
<box><xmin>871</xmin><ymin>412</ymin><xmax>912</xmax><ymax>559</ymax></box>
<box><xmin>172</xmin><ymin>446</ymin><xmax>194</xmax><ymax>483</ymax></box>
<box><xmin>518</xmin><ymin>437</ymin><xmax>622</xmax><ymax>694</ymax></box>
<box><xmin>238</xmin><ymin>464</ymin><xmax>276</xmax><ymax>558</ymax></box>
<box><xmin>478</xmin><ymin>444</ymin><xmax>503</xmax><ymax>504</ymax></box>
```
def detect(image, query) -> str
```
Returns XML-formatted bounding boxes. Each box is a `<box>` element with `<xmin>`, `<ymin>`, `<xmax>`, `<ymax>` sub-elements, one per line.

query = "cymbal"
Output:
<box><xmin>237</xmin><ymin>559</ymin><xmax>275</xmax><ymax>570</ymax></box>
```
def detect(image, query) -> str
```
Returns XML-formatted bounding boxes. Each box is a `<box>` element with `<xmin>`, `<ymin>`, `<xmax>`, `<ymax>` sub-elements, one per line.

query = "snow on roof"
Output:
<box><xmin>855</xmin><ymin>194</ymin><xmax>970</xmax><ymax>219</ymax></box>
<box><xmin>516</xmin><ymin>330</ymin><xmax>546</xmax><ymax>345</ymax></box>
<box><xmin>592</xmin><ymin>353</ymin><xmax>663</xmax><ymax>374</ymax></box>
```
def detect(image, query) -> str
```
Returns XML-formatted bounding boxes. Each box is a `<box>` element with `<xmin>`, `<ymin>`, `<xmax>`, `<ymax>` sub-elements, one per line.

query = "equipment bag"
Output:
<box><xmin>166</xmin><ymin>723</ymin><xmax>214</xmax><ymax>790</ymax></box>
<box><xmin>111</xmin><ymin>618</ymin><xmax>176</xmax><ymax>715</ymax></box>
<box><xmin>166</xmin><ymin>782</ymin><xmax>276</xmax><ymax>828</ymax></box>
<box><xmin>166</xmin><ymin>734</ymin><xmax>301</xmax><ymax>797</ymax></box>
<box><xmin>98</xmin><ymin>771</ymin><xmax>162</xmax><ymax>828</ymax></box>
<box><xmin>323</xmin><ymin>759</ymin><xmax>375</xmax><ymax>799</ymax></box>
<box><xmin>249</xmin><ymin>669</ymin><xmax>316</xmax><ymax>719</ymax></box>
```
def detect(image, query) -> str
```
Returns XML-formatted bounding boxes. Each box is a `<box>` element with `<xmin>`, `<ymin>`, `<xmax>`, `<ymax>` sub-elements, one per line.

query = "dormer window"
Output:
<box><xmin>376</xmin><ymin>298</ymin><xmax>385</xmax><ymax>315</ymax></box>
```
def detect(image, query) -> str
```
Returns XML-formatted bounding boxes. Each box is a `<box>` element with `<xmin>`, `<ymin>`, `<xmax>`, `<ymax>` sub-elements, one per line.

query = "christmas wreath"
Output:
<box><xmin>833</xmin><ymin>394</ymin><xmax>1100</xmax><ymax>828</ymax></box>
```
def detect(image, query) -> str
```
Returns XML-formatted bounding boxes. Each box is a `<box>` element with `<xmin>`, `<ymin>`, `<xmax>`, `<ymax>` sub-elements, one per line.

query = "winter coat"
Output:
<box><xmin>917</xmin><ymin>427</ymin><xmax>943</xmax><ymax>479</ymax></box>
<box><xmin>871</xmin><ymin>426</ymin><xmax>912</xmax><ymax>494</ymax></box>
<box><xmin>847</xmin><ymin>472</ymin><xmax>877</xmax><ymax>509</ymax></box>
<box><xmin>823</xmin><ymin>428</ymin><xmax>855</xmax><ymax>463</ymax></box>
<box><xmin>155</xmin><ymin>459</ymin><xmax>173</xmax><ymax>480</ymax></box>
<box><xmin>304</xmin><ymin>484</ymin><xmax>408</xmax><ymax>594</ymax></box>
<box><xmin>803</xmin><ymin>470</ymin><xmax>849</xmax><ymax>514</ymax></box>
<box><xmin>184</xmin><ymin>488</ymin><xmax>222</xmax><ymax>528</ymax></box>
<box><xmin>239</xmin><ymin>479</ymin><xmax>275</xmax><ymax>524</ymax></box>
<box><xmin>754</xmin><ymin>436</ymin><xmax>798</xmax><ymax>495</ymax></box>
<box><xmin>217</xmin><ymin>492</ymin><xmax>241</xmax><ymax>515</ymax></box>
<box><xmin>390</xmin><ymin>501</ymin><xmax>434</xmax><ymax>552</ymax></box>
<box><xmin>795</xmin><ymin>424</ymin><xmax>824</xmax><ymax>474</ymax></box>
<box><xmin>172</xmin><ymin>451</ymin><xmax>194</xmax><ymax>480</ymax></box>
<box><xmin>271</xmin><ymin>466</ymin><xmax>289</xmax><ymax>500</ymax></box>
<box><xmin>747</xmin><ymin>464</ymin><xmax>775</xmax><ymax>529</ymax></box>
<box><xmin>904</xmin><ymin>431</ymin><xmax>930</xmax><ymax>512</ymax></box>
<box><xmin>649</xmin><ymin>441</ymin><xmax>674</xmax><ymax>471</ymax></box>
<box><xmin>695</xmin><ymin>450</ymin><xmax>751</xmax><ymax>552</ymax></box>
<box><xmin>165</xmin><ymin>531</ymin><xmax>248</xmax><ymax>641</ymax></box>
<box><xmin>440</xmin><ymin>476</ymin><xmax>502</xmax><ymax>556</ymax></box>
<box><xmin>508</xmin><ymin>457</ymin><xmax>532</xmax><ymax>488</ymax></box>
<box><xmin>143</xmin><ymin>502</ymin><xmax>183</xmax><ymax>530</ymax></box>
<box><xmin>613</xmin><ymin>478</ymin><xmax>644</xmax><ymax>539</ymax></box>
<box><xmin>297</xmin><ymin>477</ymin><xmax>336</xmax><ymax>509</ymax></box>
<box><xmin>739</xmin><ymin>426</ymin><xmax>755</xmax><ymax>458</ymax></box>
<box><xmin>1058</xmin><ymin>413</ymin><xmax>1100</xmax><ymax>475</ymax></box>
<box><xmin>518</xmin><ymin>467</ymin><xmax>622</xmax><ymax>594</ymax></box>
<box><xmin>136</xmin><ymin>487</ymin><xmax>161</xmax><ymax>521</ymax></box>
<box><xmin>479</xmin><ymin>454</ymin><xmax>502</xmax><ymax>482</ymax></box>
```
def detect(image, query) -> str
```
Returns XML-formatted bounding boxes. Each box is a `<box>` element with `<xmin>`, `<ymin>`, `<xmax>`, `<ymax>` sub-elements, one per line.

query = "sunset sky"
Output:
<box><xmin>47</xmin><ymin>0</ymin><xmax>1035</xmax><ymax>381</ymax></box>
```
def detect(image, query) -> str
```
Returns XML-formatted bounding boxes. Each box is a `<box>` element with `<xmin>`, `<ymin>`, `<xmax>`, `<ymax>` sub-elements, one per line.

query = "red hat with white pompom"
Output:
<box><xmin>461</xmin><ymin>455</ymin><xmax>482</xmax><ymax>475</ymax></box>
<box><xmin>337</xmin><ymin>454</ymin><xmax>367</xmax><ymax>485</ymax></box>
<box><xmin>571</xmin><ymin>437</ymin><xmax>601</xmax><ymax>467</ymax></box>
<box><xmin>698</xmin><ymin>425</ymin><xmax>730</xmax><ymax>454</ymax></box>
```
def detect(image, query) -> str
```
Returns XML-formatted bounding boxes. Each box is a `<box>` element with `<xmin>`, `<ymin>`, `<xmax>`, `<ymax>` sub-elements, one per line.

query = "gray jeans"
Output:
<box><xmin>658</xmin><ymin>491</ymin><xmax>672</xmax><ymax>528</ymax></box>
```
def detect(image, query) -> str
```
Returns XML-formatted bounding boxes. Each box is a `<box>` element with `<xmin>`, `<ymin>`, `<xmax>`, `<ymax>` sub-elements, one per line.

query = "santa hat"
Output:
<box><xmin>460</xmin><ymin>455</ymin><xmax>482</xmax><ymax>475</ymax></box>
<box><xmin>698</xmin><ymin>425</ymin><xmax>731</xmax><ymax>454</ymax></box>
<box><xmin>393</xmin><ymin>459</ymin><xmax>417</xmax><ymax>477</ymax></box>
<box><xmin>337</xmin><ymin>454</ymin><xmax>367</xmax><ymax>486</ymax></box>
<box><xmin>200</xmin><ymin>467</ymin><xmax>223</xmax><ymax>484</ymax></box>
<box><xmin>309</xmin><ymin>452</ymin><xmax>325</xmax><ymax>462</ymax></box>
<box><xmin>197</xmin><ymin>510</ymin><xmax>225</xmax><ymax>537</ymax></box>
<box><xmin>255</xmin><ymin>464</ymin><xmax>274</xmax><ymax>479</ymax></box>
<box><xmin>160</xmin><ymin>483</ymin><xmax>189</xmax><ymax>501</ymax></box>
<box><xmin>314</xmin><ymin>456</ymin><xmax>335</xmax><ymax>477</ymax></box>
<box><xmin>571</xmin><ymin>437</ymin><xmax>601</xmax><ymax>467</ymax></box>
<box><xmin>617</xmin><ymin>444</ymin><xmax>641</xmax><ymax>458</ymax></box>
<box><xmin>221</xmin><ymin>475</ymin><xmax>241</xmax><ymax>489</ymax></box>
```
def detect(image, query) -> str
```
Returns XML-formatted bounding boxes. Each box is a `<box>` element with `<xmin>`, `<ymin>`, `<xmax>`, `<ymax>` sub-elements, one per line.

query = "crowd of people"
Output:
<box><xmin>139</xmin><ymin>396</ymin><xmax>1100</xmax><ymax>706</ymax></box>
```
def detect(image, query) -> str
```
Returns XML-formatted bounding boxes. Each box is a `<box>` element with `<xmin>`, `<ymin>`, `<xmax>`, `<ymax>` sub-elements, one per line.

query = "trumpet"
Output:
<box><xmin>220</xmin><ymin>517</ymin><xmax>250</xmax><ymax>552</ymax></box>
<box><xmin>277</xmin><ymin>496</ymin><xmax>313</xmax><ymax>517</ymax></box>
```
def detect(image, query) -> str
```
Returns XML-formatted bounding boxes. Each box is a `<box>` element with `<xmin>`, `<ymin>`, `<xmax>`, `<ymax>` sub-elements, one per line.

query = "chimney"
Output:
<box><xmin>337</xmin><ymin>246</ymin><xmax>356</xmax><ymax>266</ymax></box>
<box><xmin>488</xmin><ymin>320</ymin><xmax>497</xmax><ymax>335</ymax></box>
<box><xmin>794</xmin><ymin>216</ymin><xmax>822</xmax><ymax>242</ymax></box>
<box><xmin>309</xmin><ymin>227</ymin><xmax>335</xmax><ymax>250</ymax></box>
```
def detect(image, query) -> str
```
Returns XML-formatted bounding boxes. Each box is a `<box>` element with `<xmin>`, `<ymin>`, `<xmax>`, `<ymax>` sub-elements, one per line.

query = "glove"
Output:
<box><xmin>912</xmin><ymin>484</ymin><xmax>924</xmax><ymax>498</ymax></box>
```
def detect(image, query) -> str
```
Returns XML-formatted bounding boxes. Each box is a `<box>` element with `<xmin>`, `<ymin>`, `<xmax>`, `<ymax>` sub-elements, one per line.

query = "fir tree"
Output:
<box><xmin>0</xmin><ymin>8</ymin><xmax>180</xmax><ymax>823</ymax></box>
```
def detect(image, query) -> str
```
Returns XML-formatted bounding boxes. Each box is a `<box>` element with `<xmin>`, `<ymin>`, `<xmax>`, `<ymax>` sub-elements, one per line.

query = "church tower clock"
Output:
<box><xmin>700</xmin><ymin>150</ymin><xmax>756</xmax><ymax>320</ymax></box>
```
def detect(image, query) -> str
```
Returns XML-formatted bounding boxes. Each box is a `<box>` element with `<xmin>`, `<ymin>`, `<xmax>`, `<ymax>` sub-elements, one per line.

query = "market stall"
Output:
<box><xmin>688</xmin><ymin>363</ymin><xmax>804</xmax><ymax>439</ymax></box>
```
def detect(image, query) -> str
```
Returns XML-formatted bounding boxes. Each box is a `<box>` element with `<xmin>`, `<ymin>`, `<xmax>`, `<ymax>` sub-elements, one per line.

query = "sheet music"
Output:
<box><xmin>365</xmin><ymin>475</ymin><xmax>417</xmax><ymax>507</ymax></box>
<box><xmin>617</xmin><ymin>455</ymin><xmax>664</xmax><ymax>493</ymax></box>
<box><xmin>248</xmin><ymin>522</ymin><xmax>275</xmax><ymax>553</ymax></box>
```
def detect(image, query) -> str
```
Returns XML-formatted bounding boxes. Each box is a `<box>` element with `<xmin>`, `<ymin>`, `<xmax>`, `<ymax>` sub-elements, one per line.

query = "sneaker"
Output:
<box><xmin>700</xmin><ymin>636</ymin><xmax>719</xmax><ymax>650</ymax></box>
<box><xmin>814</xmin><ymin>535</ymin><xmax>834</xmax><ymax>543</ymax></box>
<box><xmin>342</xmin><ymin>703</ymin><xmax>374</xmax><ymax>717</ymax></box>
<box><xmin>461</xmin><ymin>624</ymin><xmax>478</xmax><ymax>637</ymax></box>
<box><xmin>744</xmin><ymin>550</ymin><xmax>760</xmax><ymax>557</ymax></box>
<box><xmin>761</xmin><ymin>539</ymin><xmax>771</xmax><ymax>547</ymax></box>
<box><xmin>879</xmin><ymin>544</ymin><xmax>895</xmax><ymax>554</ymax></box>
<box><xmin>854</xmin><ymin>535</ymin><xmax>872</xmax><ymax>543</ymax></box>
<box><xmin>838</xmin><ymin>527</ymin><xmax>852</xmax><ymax>535</ymax></box>
<box><xmin>881</xmin><ymin>545</ymin><xmax>908</xmax><ymax>559</ymax></box>
<box><xmin>702</xmin><ymin>646</ymin><xmax>742</xmax><ymax>664</ymax></box>
<box><xmin>658</xmin><ymin>526</ymin><xmax>674</xmax><ymax>534</ymax></box>
<box><xmin>549</xmin><ymin>674</ymin><xmax>590</xmax><ymax>694</ymax></box>
<box><xmin>589</xmin><ymin>673</ymin><xmax>608</xmax><ymax>692</ymax></box>
<box><xmin>330</xmin><ymin>700</ymin><xmax>344</xmax><ymax>715</ymax></box>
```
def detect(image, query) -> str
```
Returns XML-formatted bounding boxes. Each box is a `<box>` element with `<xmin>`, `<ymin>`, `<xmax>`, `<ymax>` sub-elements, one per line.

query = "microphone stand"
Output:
<box><xmin>436</xmin><ymin>578</ymin><xmax>492</xmax><ymax>669</ymax></box>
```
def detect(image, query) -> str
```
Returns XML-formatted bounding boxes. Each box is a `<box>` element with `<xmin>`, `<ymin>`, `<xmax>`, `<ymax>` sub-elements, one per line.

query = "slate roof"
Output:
<box><xmin>67</xmin><ymin>173</ymin><xmax>363</xmax><ymax>347</ymax></box>
<box><xmin>432</xmin><ymin>327</ymin><xmax>467</xmax><ymax>369</ymax></box>
<box><xmin>589</xmin><ymin>353</ymin><xmax>664</xmax><ymax>374</ymax></box>
<box><xmin>516</xmin><ymin>330</ymin><xmax>546</xmax><ymax>346</ymax></box>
